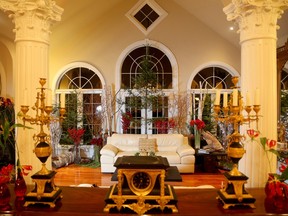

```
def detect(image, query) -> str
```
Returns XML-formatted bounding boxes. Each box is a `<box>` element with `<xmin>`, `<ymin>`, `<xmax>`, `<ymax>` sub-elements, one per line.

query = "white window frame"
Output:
<box><xmin>116</xmin><ymin>39</ymin><xmax>178</xmax><ymax>134</ymax></box>
<box><xmin>52</xmin><ymin>62</ymin><xmax>105</xmax><ymax>140</ymax></box>
<box><xmin>126</xmin><ymin>0</ymin><xmax>168</xmax><ymax>35</ymax></box>
<box><xmin>187</xmin><ymin>61</ymin><xmax>240</xmax><ymax>119</ymax></box>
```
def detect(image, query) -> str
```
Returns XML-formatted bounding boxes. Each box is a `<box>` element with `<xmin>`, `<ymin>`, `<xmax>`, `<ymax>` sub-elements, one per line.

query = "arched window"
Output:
<box><xmin>121</xmin><ymin>46</ymin><xmax>173</xmax><ymax>89</ymax></box>
<box><xmin>189</xmin><ymin>65</ymin><xmax>238</xmax><ymax>118</ymax></box>
<box><xmin>118</xmin><ymin>42</ymin><xmax>177</xmax><ymax>134</ymax></box>
<box><xmin>188</xmin><ymin>65</ymin><xmax>239</xmax><ymax>148</ymax></box>
<box><xmin>56</xmin><ymin>63</ymin><xmax>104</xmax><ymax>145</ymax></box>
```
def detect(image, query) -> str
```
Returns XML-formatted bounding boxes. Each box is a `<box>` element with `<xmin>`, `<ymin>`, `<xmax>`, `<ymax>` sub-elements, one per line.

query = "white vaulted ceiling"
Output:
<box><xmin>0</xmin><ymin>0</ymin><xmax>287</xmax><ymax>47</ymax></box>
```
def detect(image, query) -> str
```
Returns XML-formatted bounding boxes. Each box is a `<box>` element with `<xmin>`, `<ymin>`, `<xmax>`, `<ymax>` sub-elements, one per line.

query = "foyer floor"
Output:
<box><xmin>53</xmin><ymin>164</ymin><xmax>226</xmax><ymax>189</ymax></box>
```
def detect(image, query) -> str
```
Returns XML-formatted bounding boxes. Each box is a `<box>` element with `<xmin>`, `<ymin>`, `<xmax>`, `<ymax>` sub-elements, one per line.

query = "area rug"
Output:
<box><xmin>111</xmin><ymin>166</ymin><xmax>182</xmax><ymax>182</ymax></box>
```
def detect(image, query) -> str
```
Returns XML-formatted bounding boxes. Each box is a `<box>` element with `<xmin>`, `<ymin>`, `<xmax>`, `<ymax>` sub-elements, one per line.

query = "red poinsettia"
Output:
<box><xmin>68</xmin><ymin>128</ymin><xmax>85</xmax><ymax>146</ymax></box>
<box><xmin>0</xmin><ymin>164</ymin><xmax>14</xmax><ymax>184</ymax></box>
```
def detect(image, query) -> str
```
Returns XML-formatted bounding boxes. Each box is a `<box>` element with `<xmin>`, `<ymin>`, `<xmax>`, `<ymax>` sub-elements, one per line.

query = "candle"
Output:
<box><xmin>60</xmin><ymin>93</ymin><xmax>65</xmax><ymax>108</ymax></box>
<box><xmin>223</xmin><ymin>92</ymin><xmax>228</xmax><ymax>107</ymax></box>
<box><xmin>233</xmin><ymin>89</ymin><xmax>238</xmax><ymax>106</ymax></box>
<box><xmin>254</xmin><ymin>88</ymin><xmax>260</xmax><ymax>105</ymax></box>
<box><xmin>246</xmin><ymin>91</ymin><xmax>251</xmax><ymax>106</ymax></box>
<box><xmin>214</xmin><ymin>89</ymin><xmax>220</xmax><ymax>105</ymax></box>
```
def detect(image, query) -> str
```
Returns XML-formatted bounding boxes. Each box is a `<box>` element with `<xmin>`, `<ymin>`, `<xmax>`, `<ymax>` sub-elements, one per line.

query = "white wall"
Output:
<box><xmin>48</xmin><ymin>0</ymin><xmax>241</xmax><ymax>92</ymax></box>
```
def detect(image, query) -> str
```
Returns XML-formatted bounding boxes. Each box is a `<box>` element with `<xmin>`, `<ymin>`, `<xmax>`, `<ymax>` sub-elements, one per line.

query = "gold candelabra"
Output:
<box><xmin>214</xmin><ymin>76</ymin><xmax>260</xmax><ymax>209</ymax></box>
<box><xmin>21</xmin><ymin>78</ymin><xmax>66</xmax><ymax>207</ymax></box>
<box><xmin>20</xmin><ymin>78</ymin><xmax>66</xmax><ymax>175</ymax></box>
<box><xmin>213</xmin><ymin>76</ymin><xmax>260</xmax><ymax>176</ymax></box>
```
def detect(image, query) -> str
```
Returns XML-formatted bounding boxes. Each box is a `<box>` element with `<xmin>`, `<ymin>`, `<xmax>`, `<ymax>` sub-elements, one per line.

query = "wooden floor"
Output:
<box><xmin>54</xmin><ymin>164</ymin><xmax>226</xmax><ymax>189</ymax></box>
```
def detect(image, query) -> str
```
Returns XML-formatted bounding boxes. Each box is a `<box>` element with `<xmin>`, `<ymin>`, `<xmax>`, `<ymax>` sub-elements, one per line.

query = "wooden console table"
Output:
<box><xmin>1</xmin><ymin>186</ymin><xmax>287</xmax><ymax>215</ymax></box>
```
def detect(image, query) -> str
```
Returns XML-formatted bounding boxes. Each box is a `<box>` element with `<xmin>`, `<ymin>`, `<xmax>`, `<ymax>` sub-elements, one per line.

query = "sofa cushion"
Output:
<box><xmin>148</xmin><ymin>134</ymin><xmax>183</xmax><ymax>152</ymax></box>
<box><xmin>107</xmin><ymin>134</ymin><xmax>147</xmax><ymax>152</ymax></box>
<box><xmin>155</xmin><ymin>152</ymin><xmax>181</xmax><ymax>164</ymax></box>
<box><xmin>100</xmin><ymin>144</ymin><xmax>119</xmax><ymax>157</ymax></box>
<box><xmin>180</xmin><ymin>155</ymin><xmax>195</xmax><ymax>164</ymax></box>
<box><xmin>100</xmin><ymin>155</ymin><xmax>115</xmax><ymax>163</ymax></box>
<box><xmin>177</xmin><ymin>144</ymin><xmax>195</xmax><ymax>157</ymax></box>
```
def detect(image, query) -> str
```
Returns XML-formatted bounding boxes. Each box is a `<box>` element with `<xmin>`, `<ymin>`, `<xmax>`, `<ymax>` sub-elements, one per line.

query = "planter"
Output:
<box><xmin>74</xmin><ymin>145</ymin><xmax>81</xmax><ymax>164</ymax></box>
<box><xmin>80</xmin><ymin>145</ymin><xmax>96</xmax><ymax>159</ymax></box>
<box><xmin>0</xmin><ymin>183</ymin><xmax>11</xmax><ymax>211</ymax></box>
<box><xmin>194</xmin><ymin>131</ymin><xmax>201</xmax><ymax>149</ymax></box>
<box><xmin>14</xmin><ymin>169</ymin><xmax>27</xmax><ymax>200</ymax></box>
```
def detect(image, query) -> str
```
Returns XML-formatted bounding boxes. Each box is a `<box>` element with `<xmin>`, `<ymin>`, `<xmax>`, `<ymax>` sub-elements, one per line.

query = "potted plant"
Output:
<box><xmin>0</xmin><ymin>97</ymin><xmax>31</xmax><ymax>167</ymax></box>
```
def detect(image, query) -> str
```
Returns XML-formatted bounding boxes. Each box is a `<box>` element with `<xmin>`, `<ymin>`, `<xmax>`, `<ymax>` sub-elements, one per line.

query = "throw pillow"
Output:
<box><xmin>138</xmin><ymin>138</ymin><xmax>157</xmax><ymax>156</ymax></box>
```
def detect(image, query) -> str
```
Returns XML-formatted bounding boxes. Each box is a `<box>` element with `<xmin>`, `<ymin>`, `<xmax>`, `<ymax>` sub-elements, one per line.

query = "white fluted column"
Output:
<box><xmin>0</xmin><ymin>1</ymin><xmax>63</xmax><ymax>183</ymax></box>
<box><xmin>224</xmin><ymin>0</ymin><xmax>288</xmax><ymax>187</ymax></box>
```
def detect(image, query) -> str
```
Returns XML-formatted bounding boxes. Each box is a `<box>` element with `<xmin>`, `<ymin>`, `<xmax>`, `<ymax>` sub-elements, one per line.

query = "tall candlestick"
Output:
<box><xmin>246</xmin><ymin>91</ymin><xmax>251</xmax><ymax>106</ymax></box>
<box><xmin>223</xmin><ymin>92</ymin><xmax>228</xmax><ymax>107</ymax></box>
<box><xmin>254</xmin><ymin>88</ymin><xmax>260</xmax><ymax>105</ymax></box>
<box><xmin>233</xmin><ymin>89</ymin><xmax>238</xmax><ymax>106</ymax></box>
<box><xmin>214</xmin><ymin>89</ymin><xmax>221</xmax><ymax>105</ymax></box>
<box><xmin>60</xmin><ymin>93</ymin><xmax>66</xmax><ymax>108</ymax></box>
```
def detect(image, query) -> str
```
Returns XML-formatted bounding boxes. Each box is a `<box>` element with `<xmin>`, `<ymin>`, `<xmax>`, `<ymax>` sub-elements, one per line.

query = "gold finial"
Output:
<box><xmin>39</xmin><ymin>78</ymin><xmax>46</xmax><ymax>87</ymax></box>
<box><xmin>231</xmin><ymin>76</ymin><xmax>239</xmax><ymax>88</ymax></box>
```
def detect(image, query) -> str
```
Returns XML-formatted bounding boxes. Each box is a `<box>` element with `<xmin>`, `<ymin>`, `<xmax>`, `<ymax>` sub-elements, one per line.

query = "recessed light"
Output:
<box><xmin>229</xmin><ymin>26</ymin><xmax>234</xmax><ymax>31</ymax></box>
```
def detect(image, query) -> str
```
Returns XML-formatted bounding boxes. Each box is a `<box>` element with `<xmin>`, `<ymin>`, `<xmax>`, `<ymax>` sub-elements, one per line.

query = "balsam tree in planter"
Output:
<box><xmin>59</xmin><ymin>91</ymin><xmax>93</xmax><ymax>146</ymax></box>
<box><xmin>119</xmin><ymin>46</ymin><xmax>164</xmax><ymax>134</ymax></box>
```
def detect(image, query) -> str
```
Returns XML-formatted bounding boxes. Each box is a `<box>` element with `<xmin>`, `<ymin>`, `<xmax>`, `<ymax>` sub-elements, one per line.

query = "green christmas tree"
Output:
<box><xmin>121</xmin><ymin>46</ymin><xmax>164</xmax><ymax>134</ymax></box>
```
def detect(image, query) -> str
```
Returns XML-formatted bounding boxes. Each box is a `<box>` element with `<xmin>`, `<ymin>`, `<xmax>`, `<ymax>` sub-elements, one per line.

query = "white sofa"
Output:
<box><xmin>100</xmin><ymin>133</ymin><xmax>195</xmax><ymax>173</ymax></box>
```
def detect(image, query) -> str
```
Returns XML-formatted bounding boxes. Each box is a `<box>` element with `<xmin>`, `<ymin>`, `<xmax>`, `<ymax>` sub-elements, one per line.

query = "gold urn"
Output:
<box><xmin>227</xmin><ymin>141</ymin><xmax>246</xmax><ymax>176</ymax></box>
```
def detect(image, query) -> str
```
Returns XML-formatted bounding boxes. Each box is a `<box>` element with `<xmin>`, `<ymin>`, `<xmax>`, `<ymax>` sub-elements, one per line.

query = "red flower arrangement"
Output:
<box><xmin>121</xmin><ymin>112</ymin><xmax>132</xmax><ymax>132</ymax></box>
<box><xmin>154</xmin><ymin>118</ymin><xmax>176</xmax><ymax>134</ymax></box>
<box><xmin>247</xmin><ymin>129</ymin><xmax>288</xmax><ymax>181</ymax></box>
<box><xmin>67</xmin><ymin>128</ymin><xmax>85</xmax><ymax>146</ymax></box>
<box><xmin>279</xmin><ymin>158</ymin><xmax>288</xmax><ymax>173</ymax></box>
<box><xmin>190</xmin><ymin>119</ymin><xmax>206</xmax><ymax>131</ymax></box>
<box><xmin>168</xmin><ymin>118</ymin><xmax>176</xmax><ymax>129</ymax></box>
<box><xmin>90</xmin><ymin>137</ymin><xmax>103</xmax><ymax>147</ymax></box>
<box><xmin>155</xmin><ymin>119</ymin><xmax>168</xmax><ymax>134</ymax></box>
<box><xmin>0</xmin><ymin>164</ymin><xmax>13</xmax><ymax>184</ymax></box>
